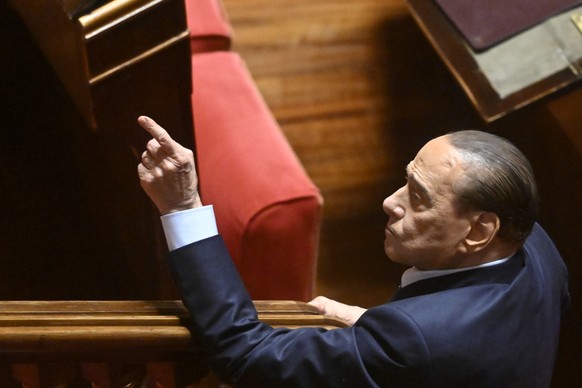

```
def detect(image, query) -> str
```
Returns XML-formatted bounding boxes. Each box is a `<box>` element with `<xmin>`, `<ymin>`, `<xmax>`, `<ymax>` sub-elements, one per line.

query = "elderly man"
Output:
<box><xmin>137</xmin><ymin>116</ymin><xmax>569</xmax><ymax>387</ymax></box>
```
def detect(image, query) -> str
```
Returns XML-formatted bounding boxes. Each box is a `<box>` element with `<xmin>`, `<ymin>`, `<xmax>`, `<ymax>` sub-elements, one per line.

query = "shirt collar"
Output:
<box><xmin>400</xmin><ymin>257</ymin><xmax>511</xmax><ymax>288</ymax></box>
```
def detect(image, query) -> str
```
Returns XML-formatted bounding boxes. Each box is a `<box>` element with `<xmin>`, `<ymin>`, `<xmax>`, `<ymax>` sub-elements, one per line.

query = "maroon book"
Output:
<box><xmin>435</xmin><ymin>0</ymin><xmax>582</xmax><ymax>51</ymax></box>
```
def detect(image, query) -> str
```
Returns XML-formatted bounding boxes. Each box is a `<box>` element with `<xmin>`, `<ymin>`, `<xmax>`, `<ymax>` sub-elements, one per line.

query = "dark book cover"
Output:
<box><xmin>435</xmin><ymin>0</ymin><xmax>582</xmax><ymax>51</ymax></box>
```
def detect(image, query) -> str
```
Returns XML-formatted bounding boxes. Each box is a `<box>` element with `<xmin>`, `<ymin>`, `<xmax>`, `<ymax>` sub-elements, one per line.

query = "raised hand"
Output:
<box><xmin>137</xmin><ymin>116</ymin><xmax>202</xmax><ymax>215</ymax></box>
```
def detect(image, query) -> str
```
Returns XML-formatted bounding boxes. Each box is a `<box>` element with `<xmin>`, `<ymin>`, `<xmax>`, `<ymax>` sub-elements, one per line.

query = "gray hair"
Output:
<box><xmin>447</xmin><ymin>130</ymin><xmax>538</xmax><ymax>244</ymax></box>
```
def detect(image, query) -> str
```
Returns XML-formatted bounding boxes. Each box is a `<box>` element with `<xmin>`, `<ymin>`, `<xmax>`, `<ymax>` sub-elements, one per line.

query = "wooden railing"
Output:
<box><xmin>0</xmin><ymin>300</ymin><xmax>345</xmax><ymax>387</ymax></box>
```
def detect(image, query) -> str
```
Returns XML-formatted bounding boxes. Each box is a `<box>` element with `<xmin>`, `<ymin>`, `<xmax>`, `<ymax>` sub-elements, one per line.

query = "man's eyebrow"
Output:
<box><xmin>405</xmin><ymin>166</ymin><xmax>432</xmax><ymax>201</ymax></box>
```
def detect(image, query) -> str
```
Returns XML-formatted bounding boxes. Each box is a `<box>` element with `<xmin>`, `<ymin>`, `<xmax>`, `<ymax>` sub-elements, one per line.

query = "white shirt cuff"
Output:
<box><xmin>160</xmin><ymin>205</ymin><xmax>218</xmax><ymax>251</ymax></box>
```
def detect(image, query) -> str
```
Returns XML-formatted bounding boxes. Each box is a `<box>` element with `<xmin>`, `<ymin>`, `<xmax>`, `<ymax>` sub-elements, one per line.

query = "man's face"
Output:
<box><xmin>383</xmin><ymin>136</ymin><xmax>472</xmax><ymax>270</ymax></box>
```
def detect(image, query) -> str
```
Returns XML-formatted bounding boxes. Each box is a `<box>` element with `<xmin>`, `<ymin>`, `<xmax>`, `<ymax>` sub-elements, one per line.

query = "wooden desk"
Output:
<box><xmin>406</xmin><ymin>0</ymin><xmax>582</xmax><ymax>122</ymax></box>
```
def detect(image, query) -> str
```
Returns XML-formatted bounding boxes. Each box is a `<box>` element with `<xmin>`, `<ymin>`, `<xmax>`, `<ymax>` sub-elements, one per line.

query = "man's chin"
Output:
<box><xmin>384</xmin><ymin>242</ymin><xmax>409</xmax><ymax>266</ymax></box>
<box><xmin>384</xmin><ymin>242</ymin><xmax>399</xmax><ymax>263</ymax></box>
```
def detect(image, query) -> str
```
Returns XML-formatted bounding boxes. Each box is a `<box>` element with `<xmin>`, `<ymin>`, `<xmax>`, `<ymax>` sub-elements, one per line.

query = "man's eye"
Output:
<box><xmin>410</xmin><ymin>192</ymin><xmax>429</xmax><ymax>210</ymax></box>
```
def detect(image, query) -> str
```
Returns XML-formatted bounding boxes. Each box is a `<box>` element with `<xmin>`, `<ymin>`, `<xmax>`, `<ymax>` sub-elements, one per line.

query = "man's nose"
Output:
<box><xmin>383</xmin><ymin>187</ymin><xmax>405</xmax><ymax>219</ymax></box>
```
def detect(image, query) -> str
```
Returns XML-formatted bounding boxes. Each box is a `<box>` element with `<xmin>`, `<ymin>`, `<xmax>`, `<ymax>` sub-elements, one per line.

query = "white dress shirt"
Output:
<box><xmin>160</xmin><ymin>205</ymin><xmax>218</xmax><ymax>251</ymax></box>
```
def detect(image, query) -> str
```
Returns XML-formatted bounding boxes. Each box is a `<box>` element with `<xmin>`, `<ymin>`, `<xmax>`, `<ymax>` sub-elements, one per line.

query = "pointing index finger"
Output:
<box><xmin>138</xmin><ymin>116</ymin><xmax>179</xmax><ymax>156</ymax></box>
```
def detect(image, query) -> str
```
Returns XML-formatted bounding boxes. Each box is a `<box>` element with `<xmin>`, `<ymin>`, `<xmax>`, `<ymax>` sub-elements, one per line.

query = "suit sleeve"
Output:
<box><xmin>168</xmin><ymin>235</ymin><xmax>431</xmax><ymax>387</ymax></box>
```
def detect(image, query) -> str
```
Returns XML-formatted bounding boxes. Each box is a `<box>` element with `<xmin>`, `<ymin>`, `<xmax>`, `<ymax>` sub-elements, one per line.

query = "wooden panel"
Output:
<box><xmin>7</xmin><ymin>0</ymin><xmax>194</xmax><ymax>152</ymax></box>
<box><xmin>2</xmin><ymin>0</ymin><xmax>194</xmax><ymax>301</ymax></box>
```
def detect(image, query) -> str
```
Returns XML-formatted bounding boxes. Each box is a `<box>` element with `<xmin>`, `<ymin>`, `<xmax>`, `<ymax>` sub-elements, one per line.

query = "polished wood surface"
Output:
<box><xmin>0</xmin><ymin>300</ymin><xmax>343</xmax><ymax>386</ymax></box>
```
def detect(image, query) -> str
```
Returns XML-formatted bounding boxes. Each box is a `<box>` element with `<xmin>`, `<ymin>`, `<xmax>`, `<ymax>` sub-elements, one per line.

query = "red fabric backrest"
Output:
<box><xmin>185</xmin><ymin>0</ymin><xmax>232</xmax><ymax>53</ymax></box>
<box><xmin>191</xmin><ymin>52</ymin><xmax>323</xmax><ymax>300</ymax></box>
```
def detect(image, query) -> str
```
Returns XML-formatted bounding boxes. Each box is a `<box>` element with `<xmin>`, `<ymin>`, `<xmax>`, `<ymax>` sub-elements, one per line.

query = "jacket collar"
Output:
<box><xmin>391</xmin><ymin>250</ymin><xmax>525</xmax><ymax>301</ymax></box>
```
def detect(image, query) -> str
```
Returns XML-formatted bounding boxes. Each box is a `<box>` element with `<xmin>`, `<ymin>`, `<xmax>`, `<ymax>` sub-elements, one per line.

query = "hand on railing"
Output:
<box><xmin>308</xmin><ymin>296</ymin><xmax>367</xmax><ymax>326</ymax></box>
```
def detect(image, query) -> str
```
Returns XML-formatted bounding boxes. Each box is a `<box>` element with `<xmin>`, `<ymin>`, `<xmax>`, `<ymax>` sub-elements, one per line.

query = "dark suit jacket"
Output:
<box><xmin>168</xmin><ymin>223</ymin><xmax>570</xmax><ymax>387</ymax></box>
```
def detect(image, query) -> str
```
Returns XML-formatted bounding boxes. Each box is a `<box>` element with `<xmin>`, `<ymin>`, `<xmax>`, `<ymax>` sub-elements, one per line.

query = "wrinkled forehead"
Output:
<box><xmin>407</xmin><ymin>136</ymin><xmax>465</xmax><ymax>190</ymax></box>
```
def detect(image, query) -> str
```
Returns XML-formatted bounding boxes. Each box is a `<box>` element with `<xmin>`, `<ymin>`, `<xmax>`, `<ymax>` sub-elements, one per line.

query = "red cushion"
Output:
<box><xmin>185</xmin><ymin>0</ymin><xmax>232</xmax><ymax>53</ymax></box>
<box><xmin>191</xmin><ymin>52</ymin><xmax>323</xmax><ymax>300</ymax></box>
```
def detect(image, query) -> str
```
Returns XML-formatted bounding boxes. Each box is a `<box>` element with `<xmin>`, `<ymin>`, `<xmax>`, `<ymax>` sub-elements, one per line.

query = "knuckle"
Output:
<box><xmin>147</xmin><ymin>141</ymin><xmax>159</xmax><ymax>154</ymax></box>
<box><xmin>156</xmin><ymin>131</ymin><xmax>169</xmax><ymax>145</ymax></box>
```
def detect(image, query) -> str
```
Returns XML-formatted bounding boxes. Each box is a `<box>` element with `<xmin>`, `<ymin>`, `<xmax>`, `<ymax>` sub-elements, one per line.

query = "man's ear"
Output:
<box><xmin>463</xmin><ymin>212</ymin><xmax>500</xmax><ymax>252</ymax></box>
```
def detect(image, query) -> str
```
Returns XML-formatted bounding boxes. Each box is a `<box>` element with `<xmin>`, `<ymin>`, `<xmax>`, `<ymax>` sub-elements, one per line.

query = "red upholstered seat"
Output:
<box><xmin>185</xmin><ymin>0</ymin><xmax>232</xmax><ymax>53</ymax></box>
<box><xmin>191</xmin><ymin>51</ymin><xmax>323</xmax><ymax>301</ymax></box>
